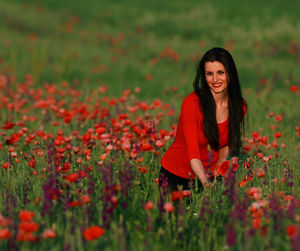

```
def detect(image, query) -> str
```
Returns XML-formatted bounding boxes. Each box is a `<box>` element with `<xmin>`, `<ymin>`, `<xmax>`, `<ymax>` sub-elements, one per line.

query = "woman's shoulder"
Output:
<box><xmin>182</xmin><ymin>91</ymin><xmax>200</xmax><ymax>104</ymax></box>
<box><xmin>181</xmin><ymin>92</ymin><xmax>202</xmax><ymax>115</ymax></box>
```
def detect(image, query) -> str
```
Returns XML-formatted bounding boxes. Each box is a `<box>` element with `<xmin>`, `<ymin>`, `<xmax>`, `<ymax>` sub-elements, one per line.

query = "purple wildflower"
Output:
<box><xmin>291</xmin><ymin>235</ymin><xmax>300</xmax><ymax>251</ymax></box>
<box><xmin>99</xmin><ymin>163</ymin><xmax>117</xmax><ymax>229</ymax></box>
<box><xmin>199</xmin><ymin>196</ymin><xmax>210</xmax><ymax>220</ymax></box>
<box><xmin>146</xmin><ymin>214</ymin><xmax>153</xmax><ymax>232</ymax></box>
<box><xmin>283</xmin><ymin>162</ymin><xmax>294</xmax><ymax>188</ymax></box>
<box><xmin>286</xmin><ymin>199</ymin><xmax>296</xmax><ymax>219</ymax></box>
<box><xmin>118</xmin><ymin>161</ymin><xmax>133</xmax><ymax>199</ymax></box>
<box><xmin>269</xmin><ymin>193</ymin><xmax>283</xmax><ymax>231</ymax></box>
<box><xmin>226</xmin><ymin>224</ymin><xmax>236</xmax><ymax>246</ymax></box>
<box><xmin>23</xmin><ymin>177</ymin><xmax>31</xmax><ymax>205</ymax></box>
<box><xmin>158</xmin><ymin>171</ymin><xmax>169</xmax><ymax>214</ymax></box>
<box><xmin>5</xmin><ymin>191</ymin><xmax>18</xmax><ymax>250</ymax></box>
<box><xmin>223</xmin><ymin>167</ymin><xmax>237</xmax><ymax>203</ymax></box>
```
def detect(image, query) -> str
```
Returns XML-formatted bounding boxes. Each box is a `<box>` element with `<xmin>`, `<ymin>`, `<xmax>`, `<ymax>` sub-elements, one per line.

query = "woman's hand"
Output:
<box><xmin>190</xmin><ymin>158</ymin><xmax>209</xmax><ymax>186</ymax></box>
<box><xmin>203</xmin><ymin>182</ymin><xmax>211</xmax><ymax>189</ymax></box>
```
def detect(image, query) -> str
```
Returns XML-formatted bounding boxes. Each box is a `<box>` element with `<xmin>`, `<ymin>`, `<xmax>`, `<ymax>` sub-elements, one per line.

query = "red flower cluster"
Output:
<box><xmin>83</xmin><ymin>226</ymin><xmax>105</xmax><ymax>241</ymax></box>
<box><xmin>0</xmin><ymin>214</ymin><xmax>11</xmax><ymax>240</ymax></box>
<box><xmin>17</xmin><ymin>210</ymin><xmax>39</xmax><ymax>242</ymax></box>
<box><xmin>215</xmin><ymin>160</ymin><xmax>230</xmax><ymax>177</ymax></box>
<box><xmin>171</xmin><ymin>190</ymin><xmax>191</xmax><ymax>202</ymax></box>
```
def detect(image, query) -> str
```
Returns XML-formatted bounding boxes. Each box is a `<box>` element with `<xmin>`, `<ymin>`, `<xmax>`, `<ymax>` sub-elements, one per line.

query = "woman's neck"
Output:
<box><xmin>212</xmin><ymin>92</ymin><xmax>228</xmax><ymax>107</ymax></box>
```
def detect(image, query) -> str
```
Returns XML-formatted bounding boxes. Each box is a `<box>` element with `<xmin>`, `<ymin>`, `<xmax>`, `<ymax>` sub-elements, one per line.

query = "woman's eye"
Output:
<box><xmin>206</xmin><ymin>72</ymin><xmax>212</xmax><ymax>76</ymax></box>
<box><xmin>218</xmin><ymin>71</ymin><xmax>224</xmax><ymax>74</ymax></box>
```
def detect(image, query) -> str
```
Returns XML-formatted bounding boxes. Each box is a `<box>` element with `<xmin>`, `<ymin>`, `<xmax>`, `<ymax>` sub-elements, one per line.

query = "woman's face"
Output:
<box><xmin>204</xmin><ymin>61</ymin><xmax>228</xmax><ymax>96</ymax></box>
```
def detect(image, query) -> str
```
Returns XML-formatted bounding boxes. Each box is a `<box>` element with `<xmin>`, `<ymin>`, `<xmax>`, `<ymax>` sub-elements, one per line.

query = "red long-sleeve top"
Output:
<box><xmin>161</xmin><ymin>92</ymin><xmax>245</xmax><ymax>179</ymax></box>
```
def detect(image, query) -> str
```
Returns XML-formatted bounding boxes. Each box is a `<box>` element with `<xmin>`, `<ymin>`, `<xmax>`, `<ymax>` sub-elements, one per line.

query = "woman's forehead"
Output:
<box><xmin>204</xmin><ymin>61</ymin><xmax>225</xmax><ymax>71</ymax></box>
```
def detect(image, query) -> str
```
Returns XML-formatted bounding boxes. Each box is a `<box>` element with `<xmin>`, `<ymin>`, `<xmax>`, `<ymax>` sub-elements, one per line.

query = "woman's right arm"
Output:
<box><xmin>181</xmin><ymin>95</ymin><xmax>210</xmax><ymax>188</ymax></box>
<box><xmin>190</xmin><ymin>158</ymin><xmax>209</xmax><ymax>188</ymax></box>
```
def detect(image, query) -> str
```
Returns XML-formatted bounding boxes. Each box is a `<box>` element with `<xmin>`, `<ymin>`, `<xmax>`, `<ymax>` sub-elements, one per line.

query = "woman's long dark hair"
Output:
<box><xmin>193</xmin><ymin>47</ymin><xmax>246</xmax><ymax>156</ymax></box>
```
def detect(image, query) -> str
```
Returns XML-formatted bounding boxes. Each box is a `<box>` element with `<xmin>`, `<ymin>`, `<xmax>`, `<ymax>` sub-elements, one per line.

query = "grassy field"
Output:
<box><xmin>0</xmin><ymin>0</ymin><xmax>299</xmax><ymax>250</ymax></box>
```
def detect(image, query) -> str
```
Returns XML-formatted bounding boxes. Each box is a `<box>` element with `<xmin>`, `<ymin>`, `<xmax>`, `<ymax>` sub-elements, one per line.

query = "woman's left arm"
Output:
<box><xmin>213</xmin><ymin>146</ymin><xmax>229</xmax><ymax>175</ymax></box>
<box><xmin>217</xmin><ymin>145</ymin><xmax>229</xmax><ymax>164</ymax></box>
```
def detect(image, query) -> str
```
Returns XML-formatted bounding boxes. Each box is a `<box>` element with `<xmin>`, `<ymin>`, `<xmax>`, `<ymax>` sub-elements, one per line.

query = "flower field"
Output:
<box><xmin>0</xmin><ymin>0</ymin><xmax>300</xmax><ymax>250</ymax></box>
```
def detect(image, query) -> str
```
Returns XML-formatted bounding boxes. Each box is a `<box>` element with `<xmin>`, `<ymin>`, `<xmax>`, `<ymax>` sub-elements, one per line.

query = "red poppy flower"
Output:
<box><xmin>139</xmin><ymin>102</ymin><xmax>149</xmax><ymax>111</ymax></box>
<box><xmin>19</xmin><ymin>222</ymin><xmax>39</xmax><ymax>233</ymax></box>
<box><xmin>17</xmin><ymin>231</ymin><xmax>38</xmax><ymax>242</ymax></box>
<box><xmin>289</xmin><ymin>85</ymin><xmax>299</xmax><ymax>93</ymax></box>
<box><xmin>98</xmin><ymin>85</ymin><xmax>108</xmax><ymax>94</ymax></box>
<box><xmin>138</xmin><ymin>166</ymin><xmax>148</xmax><ymax>173</ymax></box>
<box><xmin>76</xmin><ymin>157</ymin><xmax>83</xmax><ymax>163</ymax></box>
<box><xmin>251</xmin><ymin>131</ymin><xmax>260</xmax><ymax>140</ymax></box>
<box><xmin>145</xmin><ymin>74</ymin><xmax>152</xmax><ymax>81</ymax></box>
<box><xmin>216</xmin><ymin>160</ymin><xmax>230</xmax><ymax>176</ymax></box>
<box><xmin>80</xmin><ymin>194</ymin><xmax>90</xmax><ymax>204</ymax></box>
<box><xmin>19</xmin><ymin>210</ymin><xmax>35</xmax><ymax>222</ymax></box>
<box><xmin>52</xmin><ymin>121</ymin><xmax>59</xmax><ymax>126</ymax></box>
<box><xmin>100</xmin><ymin>153</ymin><xmax>107</xmax><ymax>160</ymax></box>
<box><xmin>248</xmin><ymin>187</ymin><xmax>261</xmax><ymax>199</ymax></box>
<box><xmin>111</xmin><ymin>195</ymin><xmax>118</xmax><ymax>208</ymax></box>
<box><xmin>256</xmin><ymin>169</ymin><xmax>265</xmax><ymax>178</ymax></box>
<box><xmin>243</xmin><ymin>161</ymin><xmax>251</xmax><ymax>168</ymax></box>
<box><xmin>0</xmin><ymin>214</ymin><xmax>11</xmax><ymax>227</ymax></box>
<box><xmin>275</xmin><ymin>115</ymin><xmax>283</xmax><ymax>122</ymax></box>
<box><xmin>238</xmin><ymin>179</ymin><xmax>247</xmax><ymax>187</ymax></box>
<box><xmin>163</xmin><ymin>202</ymin><xmax>174</xmax><ymax>213</ymax></box>
<box><xmin>29</xmin><ymin>158</ymin><xmax>36</xmax><ymax>168</ymax></box>
<box><xmin>79</xmin><ymin>170</ymin><xmax>86</xmax><ymax>178</ymax></box>
<box><xmin>171</xmin><ymin>191</ymin><xmax>185</xmax><ymax>202</ymax></box>
<box><xmin>155</xmin><ymin>140</ymin><xmax>165</xmax><ymax>147</ymax></box>
<box><xmin>242</xmin><ymin>144</ymin><xmax>251</xmax><ymax>152</ymax></box>
<box><xmin>260</xmin><ymin>78</ymin><xmax>269</xmax><ymax>85</ymax></box>
<box><xmin>260</xmin><ymin>136</ymin><xmax>268</xmax><ymax>144</ymax></box>
<box><xmin>274</xmin><ymin>132</ymin><xmax>282</xmax><ymax>138</ymax></box>
<box><xmin>252</xmin><ymin>217</ymin><xmax>261</xmax><ymax>230</ymax></box>
<box><xmin>68</xmin><ymin>201</ymin><xmax>80</xmax><ymax>208</ymax></box>
<box><xmin>83</xmin><ymin>226</ymin><xmax>105</xmax><ymax>241</ymax></box>
<box><xmin>286</xmin><ymin>225</ymin><xmax>297</xmax><ymax>238</ymax></box>
<box><xmin>64</xmin><ymin>173</ymin><xmax>79</xmax><ymax>183</ymax></box>
<box><xmin>64</xmin><ymin>114</ymin><xmax>72</xmax><ymax>123</ymax></box>
<box><xmin>95</xmin><ymin>127</ymin><xmax>106</xmax><ymax>134</ymax></box>
<box><xmin>3</xmin><ymin>121</ymin><xmax>15</xmax><ymax>130</ymax></box>
<box><xmin>7</xmin><ymin>133</ymin><xmax>20</xmax><ymax>144</ymax></box>
<box><xmin>285</xmin><ymin>195</ymin><xmax>294</xmax><ymax>201</ymax></box>
<box><xmin>168</xmin><ymin>109</ymin><xmax>175</xmax><ymax>116</ymax></box>
<box><xmin>134</xmin><ymin>87</ymin><xmax>141</xmax><ymax>93</ymax></box>
<box><xmin>108</xmin><ymin>98</ymin><xmax>116</xmax><ymax>106</ymax></box>
<box><xmin>2</xmin><ymin>162</ymin><xmax>9</xmax><ymax>169</ymax></box>
<box><xmin>231</xmin><ymin>157</ymin><xmax>239</xmax><ymax>171</ymax></box>
<box><xmin>257</xmin><ymin>152</ymin><xmax>264</xmax><ymax>159</ymax></box>
<box><xmin>144</xmin><ymin>201</ymin><xmax>154</xmax><ymax>211</ymax></box>
<box><xmin>42</xmin><ymin>229</ymin><xmax>56</xmax><ymax>239</ymax></box>
<box><xmin>141</xmin><ymin>143</ymin><xmax>151</xmax><ymax>151</ymax></box>
<box><xmin>0</xmin><ymin>228</ymin><xmax>11</xmax><ymax>240</ymax></box>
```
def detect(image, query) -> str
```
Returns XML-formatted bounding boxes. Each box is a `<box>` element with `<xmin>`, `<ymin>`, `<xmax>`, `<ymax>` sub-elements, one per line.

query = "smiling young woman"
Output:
<box><xmin>159</xmin><ymin>47</ymin><xmax>247</xmax><ymax>193</ymax></box>
<box><xmin>205</xmin><ymin>61</ymin><xmax>228</xmax><ymax>96</ymax></box>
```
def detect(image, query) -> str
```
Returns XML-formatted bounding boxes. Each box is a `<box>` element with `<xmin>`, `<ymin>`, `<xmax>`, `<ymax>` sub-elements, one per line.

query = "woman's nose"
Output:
<box><xmin>213</xmin><ymin>74</ymin><xmax>218</xmax><ymax>82</ymax></box>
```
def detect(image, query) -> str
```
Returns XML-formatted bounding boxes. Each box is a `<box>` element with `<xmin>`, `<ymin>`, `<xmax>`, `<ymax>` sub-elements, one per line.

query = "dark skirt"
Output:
<box><xmin>159</xmin><ymin>166</ymin><xmax>203</xmax><ymax>192</ymax></box>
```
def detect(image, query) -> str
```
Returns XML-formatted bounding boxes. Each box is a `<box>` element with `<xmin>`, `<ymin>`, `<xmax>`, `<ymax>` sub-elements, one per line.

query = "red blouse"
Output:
<box><xmin>161</xmin><ymin>92</ymin><xmax>245</xmax><ymax>179</ymax></box>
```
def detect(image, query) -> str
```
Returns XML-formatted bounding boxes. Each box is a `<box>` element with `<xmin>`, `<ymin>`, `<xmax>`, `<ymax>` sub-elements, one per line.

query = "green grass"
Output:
<box><xmin>0</xmin><ymin>0</ymin><xmax>299</xmax><ymax>250</ymax></box>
